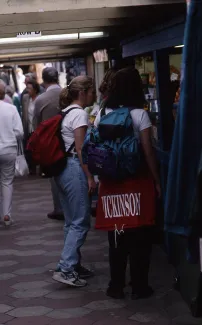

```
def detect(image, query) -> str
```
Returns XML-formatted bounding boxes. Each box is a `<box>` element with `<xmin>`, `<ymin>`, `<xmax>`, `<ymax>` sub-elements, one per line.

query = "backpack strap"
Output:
<box><xmin>60</xmin><ymin>107</ymin><xmax>81</xmax><ymax>154</ymax></box>
<box><xmin>61</xmin><ymin>106</ymin><xmax>79</xmax><ymax>118</ymax></box>
<box><xmin>67</xmin><ymin>141</ymin><xmax>76</xmax><ymax>154</ymax></box>
<box><xmin>100</xmin><ymin>107</ymin><xmax>106</xmax><ymax>118</ymax></box>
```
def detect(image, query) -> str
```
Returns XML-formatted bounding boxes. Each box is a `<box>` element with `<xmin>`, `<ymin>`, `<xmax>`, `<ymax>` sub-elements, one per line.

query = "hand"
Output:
<box><xmin>155</xmin><ymin>183</ymin><xmax>161</xmax><ymax>199</ymax></box>
<box><xmin>88</xmin><ymin>176</ymin><xmax>97</xmax><ymax>195</ymax></box>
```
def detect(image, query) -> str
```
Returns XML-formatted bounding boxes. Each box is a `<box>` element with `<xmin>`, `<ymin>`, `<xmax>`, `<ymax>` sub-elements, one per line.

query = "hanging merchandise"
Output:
<box><xmin>165</xmin><ymin>0</ymin><xmax>202</xmax><ymax>236</ymax></box>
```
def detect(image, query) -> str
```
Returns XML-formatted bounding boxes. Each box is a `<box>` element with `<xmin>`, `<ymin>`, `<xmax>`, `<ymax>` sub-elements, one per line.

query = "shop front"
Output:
<box><xmin>121</xmin><ymin>12</ymin><xmax>202</xmax><ymax>316</ymax></box>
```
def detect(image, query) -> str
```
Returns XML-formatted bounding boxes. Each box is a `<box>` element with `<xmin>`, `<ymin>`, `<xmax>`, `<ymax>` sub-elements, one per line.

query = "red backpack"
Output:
<box><xmin>26</xmin><ymin>107</ymin><xmax>76</xmax><ymax>177</ymax></box>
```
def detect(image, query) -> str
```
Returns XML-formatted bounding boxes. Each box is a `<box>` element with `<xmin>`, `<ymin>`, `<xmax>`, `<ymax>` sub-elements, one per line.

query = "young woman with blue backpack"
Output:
<box><xmin>83</xmin><ymin>67</ymin><xmax>161</xmax><ymax>299</ymax></box>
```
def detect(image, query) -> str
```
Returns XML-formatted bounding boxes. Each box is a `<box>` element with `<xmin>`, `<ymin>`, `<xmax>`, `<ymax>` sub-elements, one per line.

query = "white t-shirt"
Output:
<box><xmin>28</xmin><ymin>98</ymin><xmax>36</xmax><ymax>133</ymax></box>
<box><xmin>94</xmin><ymin>108</ymin><xmax>152</xmax><ymax>139</ymax></box>
<box><xmin>61</xmin><ymin>104</ymin><xmax>89</xmax><ymax>152</ymax></box>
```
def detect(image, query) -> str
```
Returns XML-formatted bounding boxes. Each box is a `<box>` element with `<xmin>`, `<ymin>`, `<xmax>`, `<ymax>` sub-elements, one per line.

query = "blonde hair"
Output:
<box><xmin>65</xmin><ymin>76</ymin><xmax>93</xmax><ymax>106</ymax></box>
<box><xmin>59</xmin><ymin>87</ymin><xmax>69</xmax><ymax>110</ymax></box>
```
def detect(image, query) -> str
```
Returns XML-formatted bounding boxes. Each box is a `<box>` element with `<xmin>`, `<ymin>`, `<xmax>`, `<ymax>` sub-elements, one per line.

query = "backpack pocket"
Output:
<box><xmin>87</xmin><ymin>142</ymin><xmax>118</xmax><ymax>179</ymax></box>
<box><xmin>98</xmin><ymin>108</ymin><xmax>132</xmax><ymax>140</ymax></box>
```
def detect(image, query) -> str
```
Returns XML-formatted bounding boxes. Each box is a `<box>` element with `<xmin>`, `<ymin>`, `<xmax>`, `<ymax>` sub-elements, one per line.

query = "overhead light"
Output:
<box><xmin>0</xmin><ymin>33</ymin><xmax>79</xmax><ymax>45</ymax></box>
<box><xmin>175</xmin><ymin>45</ymin><xmax>184</xmax><ymax>48</ymax></box>
<box><xmin>0</xmin><ymin>31</ymin><xmax>106</xmax><ymax>45</ymax></box>
<box><xmin>79</xmin><ymin>31</ymin><xmax>105</xmax><ymax>39</ymax></box>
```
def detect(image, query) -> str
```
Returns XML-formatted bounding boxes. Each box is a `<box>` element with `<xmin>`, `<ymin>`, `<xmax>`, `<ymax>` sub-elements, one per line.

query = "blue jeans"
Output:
<box><xmin>55</xmin><ymin>158</ymin><xmax>91</xmax><ymax>272</ymax></box>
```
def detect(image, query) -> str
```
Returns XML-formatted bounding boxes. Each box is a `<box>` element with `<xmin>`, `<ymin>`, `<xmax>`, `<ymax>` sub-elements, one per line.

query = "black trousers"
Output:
<box><xmin>108</xmin><ymin>227</ymin><xmax>153</xmax><ymax>292</ymax></box>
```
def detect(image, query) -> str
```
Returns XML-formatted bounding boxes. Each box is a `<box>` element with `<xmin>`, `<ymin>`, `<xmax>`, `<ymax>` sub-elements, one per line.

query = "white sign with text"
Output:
<box><xmin>17</xmin><ymin>32</ymin><xmax>42</xmax><ymax>38</ymax></box>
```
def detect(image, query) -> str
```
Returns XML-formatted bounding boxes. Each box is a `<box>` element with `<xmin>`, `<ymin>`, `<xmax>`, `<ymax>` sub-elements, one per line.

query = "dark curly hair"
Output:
<box><xmin>27</xmin><ymin>80</ymin><xmax>40</xmax><ymax>95</ymax></box>
<box><xmin>99</xmin><ymin>68</ymin><xmax>117</xmax><ymax>96</ymax></box>
<box><xmin>105</xmin><ymin>67</ymin><xmax>145</xmax><ymax>109</ymax></box>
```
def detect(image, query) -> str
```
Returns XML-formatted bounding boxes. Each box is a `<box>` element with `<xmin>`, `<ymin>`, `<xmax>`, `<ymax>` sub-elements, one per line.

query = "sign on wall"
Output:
<box><xmin>17</xmin><ymin>31</ymin><xmax>42</xmax><ymax>38</ymax></box>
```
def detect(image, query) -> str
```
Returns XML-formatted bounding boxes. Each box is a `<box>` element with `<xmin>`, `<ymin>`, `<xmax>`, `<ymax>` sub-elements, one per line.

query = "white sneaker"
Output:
<box><xmin>52</xmin><ymin>270</ymin><xmax>87</xmax><ymax>287</ymax></box>
<box><xmin>3</xmin><ymin>216</ymin><xmax>13</xmax><ymax>227</ymax></box>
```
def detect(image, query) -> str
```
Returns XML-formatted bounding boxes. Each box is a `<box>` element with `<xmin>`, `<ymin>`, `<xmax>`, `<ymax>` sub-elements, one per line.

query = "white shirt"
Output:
<box><xmin>94</xmin><ymin>108</ymin><xmax>152</xmax><ymax>139</ymax></box>
<box><xmin>0</xmin><ymin>100</ymin><xmax>24</xmax><ymax>155</ymax></box>
<box><xmin>61</xmin><ymin>104</ymin><xmax>88</xmax><ymax>152</ymax></box>
<box><xmin>28</xmin><ymin>98</ymin><xmax>36</xmax><ymax>133</ymax></box>
<box><xmin>4</xmin><ymin>94</ymin><xmax>13</xmax><ymax>105</ymax></box>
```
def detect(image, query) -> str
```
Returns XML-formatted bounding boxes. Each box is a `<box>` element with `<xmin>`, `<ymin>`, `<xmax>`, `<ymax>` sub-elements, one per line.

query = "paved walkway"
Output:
<box><xmin>0</xmin><ymin>177</ymin><xmax>201</xmax><ymax>325</ymax></box>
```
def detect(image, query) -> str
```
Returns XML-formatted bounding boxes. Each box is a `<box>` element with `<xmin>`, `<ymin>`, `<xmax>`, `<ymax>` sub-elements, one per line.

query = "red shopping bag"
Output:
<box><xmin>96</xmin><ymin>175</ymin><xmax>156</xmax><ymax>231</ymax></box>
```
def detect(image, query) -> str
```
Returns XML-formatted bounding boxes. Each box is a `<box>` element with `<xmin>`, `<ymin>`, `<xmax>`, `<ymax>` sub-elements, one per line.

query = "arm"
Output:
<box><xmin>140</xmin><ymin>127</ymin><xmax>161</xmax><ymax>197</ymax></box>
<box><xmin>93</xmin><ymin>110</ymin><xmax>101</xmax><ymax>128</ymax></box>
<box><xmin>13</xmin><ymin>109</ymin><xmax>24</xmax><ymax>141</ymax></box>
<box><xmin>74</xmin><ymin>126</ymin><xmax>96</xmax><ymax>192</ymax></box>
<box><xmin>33</xmin><ymin>98</ymin><xmax>41</xmax><ymax>130</ymax></box>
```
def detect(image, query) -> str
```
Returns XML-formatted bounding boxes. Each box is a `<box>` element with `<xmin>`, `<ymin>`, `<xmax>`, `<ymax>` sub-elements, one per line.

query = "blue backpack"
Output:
<box><xmin>82</xmin><ymin>107</ymin><xmax>140</xmax><ymax>179</ymax></box>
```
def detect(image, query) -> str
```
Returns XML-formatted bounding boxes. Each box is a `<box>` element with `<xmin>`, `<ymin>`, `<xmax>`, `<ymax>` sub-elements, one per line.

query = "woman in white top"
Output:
<box><xmin>25</xmin><ymin>80</ymin><xmax>40</xmax><ymax>174</ymax></box>
<box><xmin>53</xmin><ymin>76</ymin><xmax>97</xmax><ymax>287</ymax></box>
<box><xmin>26</xmin><ymin>80</ymin><xmax>40</xmax><ymax>134</ymax></box>
<box><xmin>94</xmin><ymin>67</ymin><xmax>161</xmax><ymax>300</ymax></box>
<box><xmin>0</xmin><ymin>81</ymin><xmax>24</xmax><ymax>226</ymax></box>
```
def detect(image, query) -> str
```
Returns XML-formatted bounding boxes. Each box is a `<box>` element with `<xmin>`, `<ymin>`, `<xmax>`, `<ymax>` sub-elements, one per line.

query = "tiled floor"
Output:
<box><xmin>0</xmin><ymin>177</ymin><xmax>201</xmax><ymax>324</ymax></box>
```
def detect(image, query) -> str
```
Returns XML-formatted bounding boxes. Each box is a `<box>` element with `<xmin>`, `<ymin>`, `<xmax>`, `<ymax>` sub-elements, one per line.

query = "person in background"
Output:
<box><xmin>0</xmin><ymin>80</ymin><xmax>24</xmax><ymax>227</ymax></box>
<box><xmin>21</xmin><ymin>73</ymin><xmax>36</xmax><ymax>103</ymax></box>
<box><xmin>22</xmin><ymin>81</ymin><xmax>40</xmax><ymax>144</ymax></box>
<box><xmin>21</xmin><ymin>73</ymin><xmax>45</xmax><ymax>105</ymax></box>
<box><xmin>23</xmin><ymin>80</ymin><xmax>40</xmax><ymax>175</ymax></box>
<box><xmin>33</xmin><ymin>67</ymin><xmax>63</xmax><ymax>221</ymax></box>
<box><xmin>94</xmin><ymin>68</ymin><xmax>161</xmax><ymax>300</ymax></box>
<box><xmin>21</xmin><ymin>73</ymin><xmax>37</xmax><ymax>132</ymax></box>
<box><xmin>52</xmin><ymin>76</ymin><xmax>96</xmax><ymax>287</ymax></box>
<box><xmin>0</xmin><ymin>80</ymin><xmax>13</xmax><ymax>105</ymax></box>
<box><xmin>6</xmin><ymin>85</ymin><xmax>21</xmax><ymax>116</ymax></box>
<box><xmin>16</xmin><ymin>68</ymin><xmax>26</xmax><ymax>95</ymax></box>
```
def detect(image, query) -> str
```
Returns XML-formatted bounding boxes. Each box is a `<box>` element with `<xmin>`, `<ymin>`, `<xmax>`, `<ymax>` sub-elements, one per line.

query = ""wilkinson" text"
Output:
<box><xmin>101</xmin><ymin>193</ymin><xmax>141</xmax><ymax>218</ymax></box>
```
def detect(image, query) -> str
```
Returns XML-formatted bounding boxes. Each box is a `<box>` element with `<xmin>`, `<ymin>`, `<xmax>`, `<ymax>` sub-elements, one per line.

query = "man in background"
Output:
<box><xmin>33</xmin><ymin>67</ymin><xmax>64</xmax><ymax>221</ymax></box>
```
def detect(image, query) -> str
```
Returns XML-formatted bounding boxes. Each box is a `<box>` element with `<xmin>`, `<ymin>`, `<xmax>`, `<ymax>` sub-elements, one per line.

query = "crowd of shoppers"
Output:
<box><xmin>0</xmin><ymin>64</ymin><xmax>160</xmax><ymax>300</ymax></box>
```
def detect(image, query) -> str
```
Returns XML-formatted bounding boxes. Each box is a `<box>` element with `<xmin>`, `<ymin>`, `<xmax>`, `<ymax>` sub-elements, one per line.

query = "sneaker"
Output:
<box><xmin>76</xmin><ymin>265</ymin><xmax>94</xmax><ymax>279</ymax></box>
<box><xmin>52</xmin><ymin>270</ymin><xmax>87</xmax><ymax>287</ymax></box>
<box><xmin>3</xmin><ymin>216</ymin><xmax>13</xmax><ymax>227</ymax></box>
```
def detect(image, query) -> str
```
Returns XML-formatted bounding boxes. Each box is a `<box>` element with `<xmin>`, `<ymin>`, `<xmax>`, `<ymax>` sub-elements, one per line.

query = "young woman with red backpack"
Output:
<box><xmin>94</xmin><ymin>68</ymin><xmax>161</xmax><ymax>300</ymax></box>
<box><xmin>52</xmin><ymin>76</ymin><xmax>97</xmax><ymax>287</ymax></box>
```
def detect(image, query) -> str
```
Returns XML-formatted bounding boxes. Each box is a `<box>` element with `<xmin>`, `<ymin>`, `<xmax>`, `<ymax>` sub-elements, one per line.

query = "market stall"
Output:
<box><xmin>121</xmin><ymin>1</ymin><xmax>202</xmax><ymax>316</ymax></box>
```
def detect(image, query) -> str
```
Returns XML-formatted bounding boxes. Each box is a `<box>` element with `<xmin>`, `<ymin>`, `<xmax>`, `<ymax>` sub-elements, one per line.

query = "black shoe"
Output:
<box><xmin>106</xmin><ymin>287</ymin><xmax>125</xmax><ymax>299</ymax></box>
<box><xmin>131</xmin><ymin>286</ymin><xmax>154</xmax><ymax>300</ymax></box>
<box><xmin>47</xmin><ymin>211</ymin><xmax>64</xmax><ymax>220</ymax></box>
<box><xmin>76</xmin><ymin>265</ymin><xmax>94</xmax><ymax>279</ymax></box>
